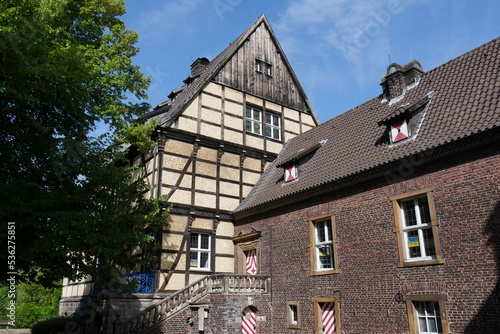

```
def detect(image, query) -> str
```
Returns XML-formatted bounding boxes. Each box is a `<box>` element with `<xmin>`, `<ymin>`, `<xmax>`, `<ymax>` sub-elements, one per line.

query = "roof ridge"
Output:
<box><xmin>154</xmin><ymin>14</ymin><xmax>318</xmax><ymax>128</ymax></box>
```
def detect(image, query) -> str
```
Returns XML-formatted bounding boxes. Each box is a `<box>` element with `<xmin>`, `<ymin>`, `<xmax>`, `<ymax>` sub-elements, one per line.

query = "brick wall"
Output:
<box><xmin>234</xmin><ymin>142</ymin><xmax>500</xmax><ymax>333</ymax></box>
<box><xmin>147</xmin><ymin>294</ymin><xmax>271</xmax><ymax>334</ymax></box>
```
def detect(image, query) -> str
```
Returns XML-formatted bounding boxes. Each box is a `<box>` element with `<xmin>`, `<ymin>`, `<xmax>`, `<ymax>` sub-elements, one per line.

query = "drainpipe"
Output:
<box><xmin>156</xmin><ymin>130</ymin><xmax>167</xmax><ymax>199</ymax></box>
<box><xmin>154</xmin><ymin>130</ymin><xmax>167</xmax><ymax>291</ymax></box>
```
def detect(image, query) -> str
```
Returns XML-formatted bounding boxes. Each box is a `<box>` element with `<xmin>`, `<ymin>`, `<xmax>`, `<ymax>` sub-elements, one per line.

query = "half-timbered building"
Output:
<box><xmin>60</xmin><ymin>15</ymin><xmax>500</xmax><ymax>334</ymax></box>
<box><xmin>60</xmin><ymin>14</ymin><xmax>317</xmax><ymax>323</ymax></box>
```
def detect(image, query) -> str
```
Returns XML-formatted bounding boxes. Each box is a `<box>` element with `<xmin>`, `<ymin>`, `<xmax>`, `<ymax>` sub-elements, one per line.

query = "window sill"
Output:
<box><xmin>287</xmin><ymin>324</ymin><xmax>301</xmax><ymax>329</ymax></box>
<box><xmin>398</xmin><ymin>258</ymin><xmax>445</xmax><ymax>268</ymax></box>
<box><xmin>189</xmin><ymin>269</ymin><xmax>213</xmax><ymax>273</ymax></box>
<box><xmin>310</xmin><ymin>269</ymin><xmax>341</xmax><ymax>276</ymax></box>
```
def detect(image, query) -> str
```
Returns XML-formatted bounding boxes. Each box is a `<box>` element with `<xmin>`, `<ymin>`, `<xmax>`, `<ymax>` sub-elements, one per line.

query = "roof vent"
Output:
<box><xmin>381</xmin><ymin>60</ymin><xmax>424</xmax><ymax>100</ymax></box>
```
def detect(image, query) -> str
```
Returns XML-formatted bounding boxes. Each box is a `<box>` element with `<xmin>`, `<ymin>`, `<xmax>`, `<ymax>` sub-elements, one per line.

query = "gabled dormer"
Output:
<box><xmin>275</xmin><ymin>141</ymin><xmax>326</xmax><ymax>183</ymax></box>
<box><xmin>378</xmin><ymin>91</ymin><xmax>434</xmax><ymax>145</ymax></box>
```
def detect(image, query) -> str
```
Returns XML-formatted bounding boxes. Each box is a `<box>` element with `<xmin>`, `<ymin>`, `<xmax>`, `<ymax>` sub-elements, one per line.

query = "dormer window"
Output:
<box><xmin>378</xmin><ymin>92</ymin><xmax>434</xmax><ymax>146</ymax></box>
<box><xmin>276</xmin><ymin>141</ymin><xmax>326</xmax><ymax>184</ymax></box>
<box><xmin>285</xmin><ymin>164</ymin><xmax>297</xmax><ymax>182</ymax></box>
<box><xmin>390</xmin><ymin>119</ymin><xmax>409</xmax><ymax>143</ymax></box>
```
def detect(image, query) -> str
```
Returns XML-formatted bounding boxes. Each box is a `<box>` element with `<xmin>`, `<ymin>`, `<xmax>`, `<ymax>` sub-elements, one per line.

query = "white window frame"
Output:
<box><xmin>415</xmin><ymin>301</ymin><xmax>443</xmax><ymax>333</ymax></box>
<box><xmin>400</xmin><ymin>196</ymin><xmax>435</xmax><ymax>261</ymax></box>
<box><xmin>265</xmin><ymin>112</ymin><xmax>281</xmax><ymax>140</ymax></box>
<box><xmin>391</xmin><ymin>188</ymin><xmax>445</xmax><ymax>267</ymax></box>
<box><xmin>246</xmin><ymin>106</ymin><xmax>262</xmax><ymax>136</ymax></box>
<box><xmin>314</xmin><ymin>219</ymin><xmax>334</xmax><ymax>271</ymax></box>
<box><xmin>189</xmin><ymin>232</ymin><xmax>211</xmax><ymax>271</ymax></box>
<box><xmin>309</xmin><ymin>214</ymin><xmax>340</xmax><ymax>275</ymax></box>
<box><xmin>286</xmin><ymin>302</ymin><xmax>300</xmax><ymax>329</ymax></box>
<box><xmin>404</xmin><ymin>294</ymin><xmax>449</xmax><ymax>334</ymax></box>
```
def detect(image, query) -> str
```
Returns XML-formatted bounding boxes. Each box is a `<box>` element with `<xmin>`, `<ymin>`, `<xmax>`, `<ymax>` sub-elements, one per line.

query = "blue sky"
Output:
<box><xmin>122</xmin><ymin>0</ymin><xmax>499</xmax><ymax>124</ymax></box>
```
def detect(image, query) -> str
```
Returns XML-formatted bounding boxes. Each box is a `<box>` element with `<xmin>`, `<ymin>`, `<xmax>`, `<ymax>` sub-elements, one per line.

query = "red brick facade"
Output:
<box><xmin>148</xmin><ymin>294</ymin><xmax>272</xmax><ymax>334</ymax></box>
<box><xmin>234</xmin><ymin>142</ymin><xmax>500</xmax><ymax>333</ymax></box>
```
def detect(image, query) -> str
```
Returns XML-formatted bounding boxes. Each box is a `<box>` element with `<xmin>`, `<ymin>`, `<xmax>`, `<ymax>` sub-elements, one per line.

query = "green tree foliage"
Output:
<box><xmin>0</xmin><ymin>0</ymin><xmax>167</xmax><ymax>287</ymax></box>
<box><xmin>12</xmin><ymin>282</ymin><xmax>62</xmax><ymax>328</ymax></box>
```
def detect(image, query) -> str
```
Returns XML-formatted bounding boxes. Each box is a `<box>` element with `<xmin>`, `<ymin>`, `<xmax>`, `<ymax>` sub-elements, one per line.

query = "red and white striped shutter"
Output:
<box><xmin>321</xmin><ymin>302</ymin><xmax>336</xmax><ymax>334</ymax></box>
<box><xmin>245</xmin><ymin>249</ymin><xmax>257</xmax><ymax>275</ymax></box>
<box><xmin>285</xmin><ymin>165</ymin><xmax>297</xmax><ymax>182</ymax></box>
<box><xmin>390</xmin><ymin>119</ymin><xmax>409</xmax><ymax>143</ymax></box>
<box><xmin>242</xmin><ymin>306</ymin><xmax>257</xmax><ymax>334</ymax></box>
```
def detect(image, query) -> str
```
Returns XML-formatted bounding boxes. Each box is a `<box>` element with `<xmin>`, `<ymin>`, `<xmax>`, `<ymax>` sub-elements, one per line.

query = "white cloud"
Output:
<box><xmin>277</xmin><ymin>0</ymin><xmax>405</xmax><ymax>61</ymax></box>
<box><xmin>133</xmin><ymin>0</ymin><xmax>205</xmax><ymax>41</ymax></box>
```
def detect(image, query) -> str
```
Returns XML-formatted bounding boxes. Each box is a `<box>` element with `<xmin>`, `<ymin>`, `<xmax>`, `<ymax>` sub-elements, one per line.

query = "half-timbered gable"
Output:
<box><xmin>60</xmin><ymin>14</ymin><xmax>318</xmax><ymax>320</ymax></box>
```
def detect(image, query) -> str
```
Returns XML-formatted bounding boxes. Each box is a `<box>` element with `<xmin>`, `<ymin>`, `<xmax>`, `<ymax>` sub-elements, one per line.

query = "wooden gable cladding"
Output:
<box><xmin>213</xmin><ymin>21</ymin><xmax>310</xmax><ymax>114</ymax></box>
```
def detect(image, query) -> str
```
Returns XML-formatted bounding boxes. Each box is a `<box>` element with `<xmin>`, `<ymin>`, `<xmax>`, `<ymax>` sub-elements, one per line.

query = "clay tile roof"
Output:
<box><xmin>235</xmin><ymin>37</ymin><xmax>500</xmax><ymax>215</ymax></box>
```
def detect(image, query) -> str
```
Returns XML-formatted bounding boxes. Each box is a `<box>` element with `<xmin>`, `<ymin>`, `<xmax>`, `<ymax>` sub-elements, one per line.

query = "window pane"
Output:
<box><xmin>254</xmin><ymin>122</ymin><xmax>261</xmax><ymax>134</ymax></box>
<box><xmin>428</xmin><ymin>318</ymin><xmax>438</xmax><ymax>332</ymax></box>
<box><xmin>316</xmin><ymin>221</ymin><xmax>326</xmax><ymax>242</ymax></box>
<box><xmin>254</xmin><ymin>110</ymin><xmax>261</xmax><ymax>121</ymax></box>
<box><xmin>418</xmin><ymin>197</ymin><xmax>431</xmax><ymax>224</ymax></box>
<box><xmin>318</xmin><ymin>245</ymin><xmax>333</xmax><ymax>269</ymax></box>
<box><xmin>325</xmin><ymin>220</ymin><xmax>333</xmax><ymax>241</ymax></box>
<box><xmin>415</xmin><ymin>301</ymin><xmax>442</xmax><ymax>334</ymax></box>
<box><xmin>418</xmin><ymin>317</ymin><xmax>428</xmax><ymax>332</ymax></box>
<box><xmin>422</xmin><ymin>228</ymin><xmax>436</xmax><ymax>256</ymax></box>
<box><xmin>246</xmin><ymin>107</ymin><xmax>252</xmax><ymax>118</ymax></box>
<box><xmin>266</xmin><ymin>64</ymin><xmax>272</xmax><ymax>76</ymax></box>
<box><xmin>289</xmin><ymin>305</ymin><xmax>298</xmax><ymax>324</ymax></box>
<box><xmin>407</xmin><ymin>230</ymin><xmax>421</xmax><ymax>258</ymax></box>
<box><xmin>191</xmin><ymin>233</ymin><xmax>199</xmax><ymax>247</ymax></box>
<box><xmin>189</xmin><ymin>252</ymin><xmax>198</xmax><ymax>267</ymax></box>
<box><xmin>266</xmin><ymin>113</ymin><xmax>271</xmax><ymax>124</ymax></box>
<box><xmin>266</xmin><ymin>126</ymin><xmax>271</xmax><ymax>138</ymax></box>
<box><xmin>246</xmin><ymin>120</ymin><xmax>252</xmax><ymax>132</ymax></box>
<box><xmin>403</xmin><ymin>200</ymin><xmax>417</xmax><ymax>226</ymax></box>
<box><xmin>200</xmin><ymin>252</ymin><xmax>209</xmax><ymax>268</ymax></box>
<box><xmin>273</xmin><ymin>128</ymin><xmax>280</xmax><ymax>139</ymax></box>
<box><xmin>200</xmin><ymin>234</ymin><xmax>210</xmax><ymax>249</ymax></box>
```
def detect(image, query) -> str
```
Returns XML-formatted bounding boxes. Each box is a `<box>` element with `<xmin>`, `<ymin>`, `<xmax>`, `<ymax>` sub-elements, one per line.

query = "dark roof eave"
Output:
<box><xmin>233</xmin><ymin>127</ymin><xmax>500</xmax><ymax>221</ymax></box>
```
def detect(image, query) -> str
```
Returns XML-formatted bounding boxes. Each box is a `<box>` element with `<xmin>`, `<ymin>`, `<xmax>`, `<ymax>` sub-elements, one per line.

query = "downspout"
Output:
<box><xmin>154</xmin><ymin>130</ymin><xmax>167</xmax><ymax>290</ymax></box>
<box><xmin>156</xmin><ymin>130</ymin><xmax>167</xmax><ymax>199</ymax></box>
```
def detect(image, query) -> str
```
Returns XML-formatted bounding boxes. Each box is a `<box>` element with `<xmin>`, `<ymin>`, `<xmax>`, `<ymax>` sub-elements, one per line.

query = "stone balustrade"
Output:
<box><xmin>113</xmin><ymin>274</ymin><xmax>270</xmax><ymax>334</ymax></box>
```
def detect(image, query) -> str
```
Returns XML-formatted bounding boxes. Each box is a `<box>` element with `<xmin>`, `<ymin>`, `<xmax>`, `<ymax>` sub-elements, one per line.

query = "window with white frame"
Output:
<box><xmin>404</xmin><ymin>294</ymin><xmax>449</xmax><ymax>334</ymax></box>
<box><xmin>391</xmin><ymin>188</ymin><xmax>444</xmax><ymax>267</ymax></box>
<box><xmin>315</xmin><ymin>219</ymin><xmax>334</xmax><ymax>269</ymax></box>
<box><xmin>189</xmin><ymin>233</ymin><xmax>211</xmax><ymax>271</ymax></box>
<box><xmin>246</xmin><ymin>106</ymin><xmax>262</xmax><ymax>136</ymax></box>
<box><xmin>309</xmin><ymin>215</ymin><xmax>339</xmax><ymax>275</ymax></box>
<box><xmin>415</xmin><ymin>301</ymin><xmax>443</xmax><ymax>333</ymax></box>
<box><xmin>286</xmin><ymin>302</ymin><xmax>300</xmax><ymax>329</ymax></box>
<box><xmin>401</xmin><ymin>196</ymin><xmax>435</xmax><ymax>259</ymax></box>
<box><xmin>265</xmin><ymin>113</ymin><xmax>281</xmax><ymax>140</ymax></box>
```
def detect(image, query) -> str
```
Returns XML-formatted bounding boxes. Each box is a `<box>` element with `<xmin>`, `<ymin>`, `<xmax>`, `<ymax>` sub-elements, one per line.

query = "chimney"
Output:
<box><xmin>190</xmin><ymin>57</ymin><xmax>210</xmax><ymax>77</ymax></box>
<box><xmin>381</xmin><ymin>60</ymin><xmax>424</xmax><ymax>100</ymax></box>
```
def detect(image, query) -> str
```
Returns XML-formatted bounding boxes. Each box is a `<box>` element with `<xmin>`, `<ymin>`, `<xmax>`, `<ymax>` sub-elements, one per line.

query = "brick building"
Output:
<box><xmin>231</xmin><ymin>37</ymin><xmax>500</xmax><ymax>333</ymax></box>
<box><xmin>63</xmin><ymin>15</ymin><xmax>499</xmax><ymax>334</ymax></box>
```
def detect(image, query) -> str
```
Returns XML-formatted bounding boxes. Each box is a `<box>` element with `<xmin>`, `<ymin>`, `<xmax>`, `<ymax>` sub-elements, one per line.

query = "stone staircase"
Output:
<box><xmin>113</xmin><ymin>274</ymin><xmax>270</xmax><ymax>334</ymax></box>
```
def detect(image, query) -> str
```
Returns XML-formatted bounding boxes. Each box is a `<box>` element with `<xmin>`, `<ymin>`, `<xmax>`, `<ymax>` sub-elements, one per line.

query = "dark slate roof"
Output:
<box><xmin>147</xmin><ymin>14</ymin><xmax>318</xmax><ymax>127</ymax></box>
<box><xmin>235</xmin><ymin>37</ymin><xmax>500</xmax><ymax>215</ymax></box>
